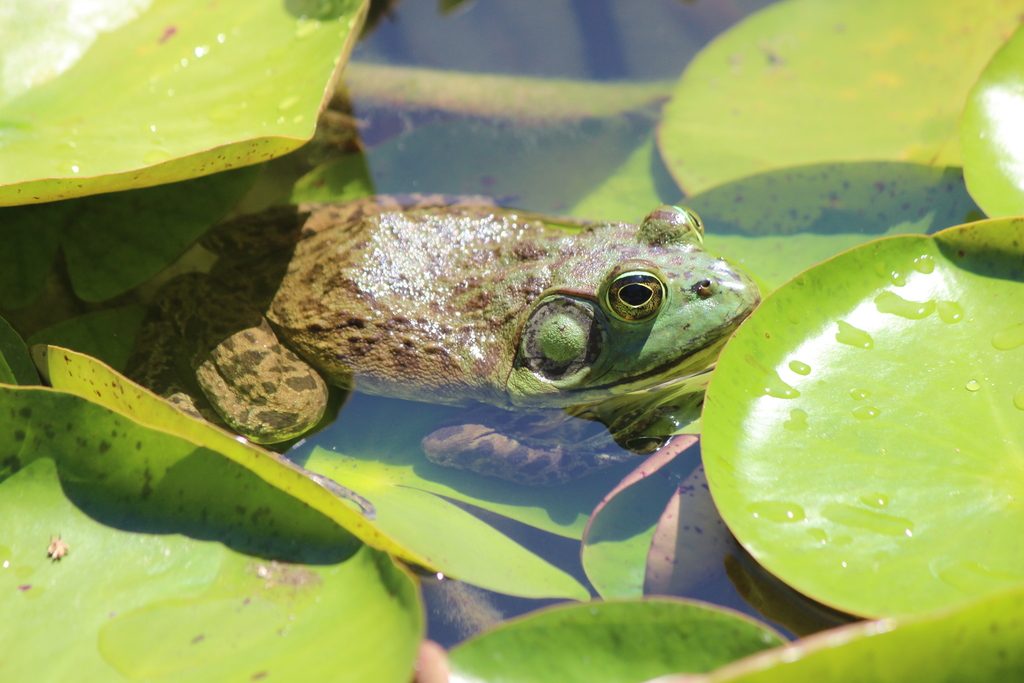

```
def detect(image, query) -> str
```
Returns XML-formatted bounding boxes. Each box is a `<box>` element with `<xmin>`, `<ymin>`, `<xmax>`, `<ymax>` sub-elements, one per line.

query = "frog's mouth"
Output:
<box><xmin>586</xmin><ymin>333</ymin><xmax>731</xmax><ymax>399</ymax></box>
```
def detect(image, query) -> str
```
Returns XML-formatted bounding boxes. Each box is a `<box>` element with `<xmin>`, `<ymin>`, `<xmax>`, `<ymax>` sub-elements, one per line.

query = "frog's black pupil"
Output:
<box><xmin>620</xmin><ymin>283</ymin><xmax>652</xmax><ymax>307</ymax></box>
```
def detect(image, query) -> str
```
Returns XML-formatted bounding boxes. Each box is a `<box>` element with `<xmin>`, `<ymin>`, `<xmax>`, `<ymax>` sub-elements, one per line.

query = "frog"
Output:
<box><xmin>128</xmin><ymin>195</ymin><xmax>759</xmax><ymax>485</ymax></box>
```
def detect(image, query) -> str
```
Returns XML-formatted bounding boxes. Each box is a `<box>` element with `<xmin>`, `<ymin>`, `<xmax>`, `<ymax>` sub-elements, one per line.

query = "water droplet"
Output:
<box><xmin>835</xmin><ymin>321</ymin><xmax>873</xmax><ymax>349</ymax></box>
<box><xmin>749</xmin><ymin>501</ymin><xmax>806</xmax><ymax>523</ymax></box>
<box><xmin>936</xmin><ymin>301</ymin><xmax>963</xmax><ymax>324</ymax></box>
<box><xmin>179</xmin><ymin>57</ymin><xmax>189</xmax><ymax>68</ymax></box>
<box><xmin>889</xmin><ymin>270</ymin><xmax>906</xmax><ymax>286</ymax></box>
<box><xmin>1014</xmin><ymin>388</ymin><xmax>1024</xmax><ymax>411</ymax></box>
<box><xmin>70</xmin><ymin>164</ymin><xmax>80</xmax><ymax>174</ymax></box>
<box><xmin>193</xmin><ymin>45</ymin><xmax>210</xmax><ymax>58</ymax></box>
<box><xmin>278</xmin><ymin>95</ymin><xmax>300</xmax><ymax>111</ymax></box>
<box><xmin>784</xmin><ymin>408</ymin><xmax>808</xmax><ymax>431</ymax></box>
<box><xmin>912</xmin><ymin>254</ymin><xmax>935</xmax><ymax>273</ymax></box>
<box><xmin>788</xmin><ymin>360</ymin><xmax>811</xmax><ymax>375</ymax></box>
<box><xmin>992</xmin><ymin>322</ymin><xmax>1024</xmax><ymax>350</ymax></box>
<box><xmin>291</xmin><ymin>114</ymin><xmax>305</xmax><ymax>124</ymax></box>
<box><xmin>822</xmin><ymin>503</ymin><xmax>913</xmax><ymax>537</ymax></box>
<box><xmin>859</xmin><ymin>493</ymin><xmax>889</xmax><ymax>508</ymax></box>
<box><xmin>874</xmin><ymin>291</ymin><xmax>935</xmax><ymax>320</ymax></box>
<box><xmin>852</xmin><ymin>405</ymin><xmax>880</xmax><ymax>419</ymax></box>
<box><xmin>762</xmin><ymin>371</ymin><xmax>800</xmax><ymax>399</ymax></box>
<box><xmin>166</xmin><ymin>88</ymin><xmax>176</xmax><ymax>97</ymax></box>
<box><xmin>849</xmin><ymin>388</ymin><xmax>869</xmax><ymax>400</ymax></box>
<box><xmin>148</xmin><ymin>123</ymin><xmax>158</xmax><ymax>133</ymax></box>
<box><xmin>965</xmin><ymin>379</ymin><xmax>981</xmax><ymax>392</ymax></box>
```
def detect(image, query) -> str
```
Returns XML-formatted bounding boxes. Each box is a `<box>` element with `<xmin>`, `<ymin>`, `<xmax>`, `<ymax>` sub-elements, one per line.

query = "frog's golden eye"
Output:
<box><xmin>606</xmin><ymin>271</ymin><xmax>665</xmax><ymax>322</ymax></box>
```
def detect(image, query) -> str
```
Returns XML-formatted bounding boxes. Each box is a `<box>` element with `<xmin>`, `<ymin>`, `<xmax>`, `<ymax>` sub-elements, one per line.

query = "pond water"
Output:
<box><xmin>286</xmin><ymin>0</ymin><xmax>856</xmax><ymax>647</ymax></box>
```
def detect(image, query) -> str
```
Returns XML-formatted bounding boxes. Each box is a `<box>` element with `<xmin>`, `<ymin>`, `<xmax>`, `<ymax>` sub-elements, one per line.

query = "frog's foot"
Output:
<box><xmin>195</xmin><ymin>318</ymin><xmax>329</xmax><ymax>444</ymax></box>
<box><xmin>421</xmin><ymin>423</ymin><xmax>629</xmax><ymax>486</ymax></box>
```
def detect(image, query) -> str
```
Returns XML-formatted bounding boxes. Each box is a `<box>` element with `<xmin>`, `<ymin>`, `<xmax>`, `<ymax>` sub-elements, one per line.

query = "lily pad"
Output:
<box><xmin>702</xmin><ymin>217</ymin><xmax>1024</xmax><ymax>617</ymax></box>
<box><xmin>0</xmin><ymin>315</ymin><xmax>37</xmax><ymax>385</ymax></box>
<box><xmin>658</xmin><ymin>0</ymin><xmax>1024</xmax><ymax>194</ymax></box>
<box><xmin>962</xmin><ymin>24</ymin><xmax>1024</xmax><ymax>217</ymax></box>
<box><xmin>580</xmin><ymin>436</ymin><xmax>699</xmax><ymax>598</ymax></box>
<box><xmin>0</xmin><ymin>168</ymin><xmax>257</xmax><ymax>306</ymax></box>
<box><xmin>303</xmin><ymin>446</ymin><xmax>590</xmax><ymax>600</ymax></box>
<box><xmin>27</xmin><ymin>306</ymin><xmax>148</xmax><ymax>372</ymax></box>
<box><xmin>671</xmin><ymin>586</ymin><xmax>1024</xmax><ymax>682</ymax></box>
<box><xmin>0</xmin><ymin>388</ymin><xmax>421</xmax><ymax>681</ymax></box>
<box><xmin>36</xmin><ymin>346</ymin><xmax>435</xmax><ymax>567</ymax></box>
<box><xmin>0</xmin><ymin>0</ymin><xmax>367</xmax><ymax>206</ymax></box>
<box><xmin>448</xmin><ymin>599</ymin><xmax>785</xmax><ymax>683</ymax></box>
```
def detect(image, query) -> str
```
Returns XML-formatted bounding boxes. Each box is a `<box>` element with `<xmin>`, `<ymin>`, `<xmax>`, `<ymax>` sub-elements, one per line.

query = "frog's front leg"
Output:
<box><xmin>420</xmin><ymin>408</ymin><xmax>636</xmax><ymax>486</ymax></box>
<box><xmin>194</xmin><ymin>317</ymin><xmax>329</xmax><ymax>444</ymax></box>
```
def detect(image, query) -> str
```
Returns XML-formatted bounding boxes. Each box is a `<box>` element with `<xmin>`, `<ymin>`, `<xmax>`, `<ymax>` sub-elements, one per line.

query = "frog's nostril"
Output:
<box><xmin>692</xmin><ymin>278</ymin><xmax>715</xmax><ymax>299</ymax></box>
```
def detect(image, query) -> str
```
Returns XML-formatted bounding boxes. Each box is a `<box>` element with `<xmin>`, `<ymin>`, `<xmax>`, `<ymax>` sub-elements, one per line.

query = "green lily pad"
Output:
<box><xmin>0</xmin><ymin>389</ymin><xmax>421</xmax><ymax>681</ymax></box>
<box><xmin>658</xmin><ymin>0</ymin><xmax>1023</xmax><ymax>194</ymax></box>
<box><xmin>695</xmin><ymin>163</ymin><xmax>983</xmax><ymax>291</ymax></box>
<box><xmin>674</xmin><ymin>586</ymin><xmax>1024</xmax><ymax>682</ymax></box>
<box><xmin>27</xmin><ymin>306</ymin><xmax>148</xmax><ymax>372</ymax></box>
<box><xmin>962</xmin><ymin>25</ymin><xmax>1024</xmax><ymax>217</ymax></box>
<box><xmin>702</xmin><ymin>217</ymin><xmax>1024</xmax><ymax>617</ymax></box>
<box><xmin>0</xmin><ymin>315</ymin><xmax>37</xmax><ymax>385</ymax></box>
<box><xmin>346</xmin><ymin>63</ymin><xmax>672</xmax><ymax>123</ymax></box>
<box><xmin>0</xmin><ymin>168</ymin><xmax>257</xmax><ymax>307</ymax></box>
<box><xmin>0</xmin><ymin>0</ymin><xmax>367</xmax><ymax>206</ymax></box>
<box><xmin>36</xmin><ymin>346</ymin><xmax>436</xmax><ymax>568</ymax></box>
<box><xmin>304</xmin><ymin>446</ymin><xmax>590</xmax><ymax>600</ymax></box>
<box><xmin>580</xmin><ymin>436</ymin><xmax>699</xmax><ymax>598</ymax></box>
<box><xmin>448</xmin><ymin>599</ymin><xmax>785</xmax><ymax>683</ymax></box>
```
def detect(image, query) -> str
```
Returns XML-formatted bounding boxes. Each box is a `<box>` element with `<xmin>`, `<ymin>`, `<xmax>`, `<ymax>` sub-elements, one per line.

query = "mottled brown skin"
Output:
<box><xmin>129</xmin><ymin>196</ymin><xmax>759</xmax><ymax>484</ymax></box>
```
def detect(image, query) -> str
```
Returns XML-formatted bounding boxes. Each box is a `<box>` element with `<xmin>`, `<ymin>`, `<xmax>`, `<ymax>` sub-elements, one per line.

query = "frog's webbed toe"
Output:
<box><xmin>421</xmin><ymin>420</ymin><xmax>633</xmax><ymax>486</ymax></box>
<box><xmin>195</xmin><ymin>318</ymin><xmax>328</xmax><ymax>443</ymax></box>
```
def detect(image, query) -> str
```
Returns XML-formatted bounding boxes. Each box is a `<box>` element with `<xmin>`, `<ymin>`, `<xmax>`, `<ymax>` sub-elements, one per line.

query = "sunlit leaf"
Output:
<box><xmin>962</xmin><ymin>24</ymin><xmax>1024</xmax><ymax>217</ymax></box>
<box><xmin>659</xmin><ymin>0</ymin><xmax>1023</xmax><ymax>193</ymax></box>
<box><xmin>0</xmin><ymin>0</ymin><xmax>368</xmax><ymax>205</ymax></box>
<box><xmin>0</xmin><ymin>387</ymin><xmax>421</xmax><ymax>681</ymax></box>
<box><xmin>703</xmin><ymin>217</ymin><xmax>1024</xmax><ymax>617</ymax></box>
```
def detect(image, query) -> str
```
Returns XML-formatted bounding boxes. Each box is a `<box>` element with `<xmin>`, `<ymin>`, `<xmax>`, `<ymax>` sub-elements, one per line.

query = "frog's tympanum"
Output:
<box><xmin>130</xmin><ymin>196</ymin><xmax>759</xmax><ymax>484</ymax></box>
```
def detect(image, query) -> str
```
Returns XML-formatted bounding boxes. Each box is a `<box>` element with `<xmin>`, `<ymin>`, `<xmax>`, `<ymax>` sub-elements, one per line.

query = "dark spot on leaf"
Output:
<box><xmin>18</xmin><ymin>407</ymin><xmax>30</xmax><ymax>419</ymax></box>
<box><xmin>99</xmin><ymin>441</ymin><xmax>111</xmax><ymax>454</ymax></box>
<box><xmin>191</xmin><ymin>634</ymin><xmax>205</xmax><ymax>644</ymax></box>
<box><xmin>18</xmin><ymin>584</ymin><xmax>31</xmax><ymax>591</ymax></box>
<box><xmin>13</xmin><ymin>430</ymin><xmax>24</xmax><ymax>442</ymax></box>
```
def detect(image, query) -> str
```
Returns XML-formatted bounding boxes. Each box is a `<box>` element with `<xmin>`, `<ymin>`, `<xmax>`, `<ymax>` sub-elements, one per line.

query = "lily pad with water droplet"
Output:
<box><xmin>962</xmin><ymin>25</ymin><xmax>1024</xmax><ymax>217</ymax></box>
<box><xmin>0</xmin><ymin>0</ymin><xmax>367</xmax><ymax>206</ymax></box>
<box><xmin>658</xmin><ymin>0</ymin><xmax>1023</xmax><ymax>194</ymax></box>
<box><xmin>703</xmin><ymin>217</ymin><xmax>1024</xmax><ymax>617</ymax></box>
<box><xmin>448</xmin><ymin>599</ymin><xmax>784</xmax><ymax>683</ymax></box>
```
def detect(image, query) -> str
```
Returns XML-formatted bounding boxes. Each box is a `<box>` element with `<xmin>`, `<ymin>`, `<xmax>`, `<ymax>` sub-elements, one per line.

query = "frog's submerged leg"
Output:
<box><xmin>194</xmin><ymin>318</ymin><xmax>329</xmax><ymax>444</ymax></box>
<box><xmin>420</xmin><ymin>415</ymin><xmax>636</xmax><ymax>486</ymax></box>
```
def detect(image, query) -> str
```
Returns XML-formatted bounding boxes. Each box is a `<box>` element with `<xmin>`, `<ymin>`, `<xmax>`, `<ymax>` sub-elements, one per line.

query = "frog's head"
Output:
<box><xmin>506</xmin><ymin>206</ymin><xmax>759</xmax><ymax>407</ymax></box>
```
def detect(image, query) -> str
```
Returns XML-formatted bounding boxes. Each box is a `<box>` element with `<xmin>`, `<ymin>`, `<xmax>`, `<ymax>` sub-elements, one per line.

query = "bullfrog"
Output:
<box><xmin>129</xmin><ymin>195</ymin><xmax>759</xmax><ymax>485</ymax></box>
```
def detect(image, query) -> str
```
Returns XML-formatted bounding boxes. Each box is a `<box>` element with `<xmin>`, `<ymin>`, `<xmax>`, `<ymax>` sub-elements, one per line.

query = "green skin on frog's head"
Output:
<box><xmin>506</xmin><ymin>205</ymin><xmax>759</xmax><ymax>407</ymax></box>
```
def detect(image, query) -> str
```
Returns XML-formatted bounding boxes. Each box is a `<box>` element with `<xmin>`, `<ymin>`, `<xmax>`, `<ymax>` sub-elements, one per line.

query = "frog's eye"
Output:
<box><xmin>606</xmin><ymin>271</ymin><xmax>665</xmax><ymax>322</ymax></box>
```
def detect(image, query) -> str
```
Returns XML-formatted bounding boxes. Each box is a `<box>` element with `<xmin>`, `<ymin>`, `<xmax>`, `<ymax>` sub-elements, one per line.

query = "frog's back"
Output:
<box><xmin>267</xmin><ymin>200</ymin><xmax>573</xmax><ymax>407</ymax></box>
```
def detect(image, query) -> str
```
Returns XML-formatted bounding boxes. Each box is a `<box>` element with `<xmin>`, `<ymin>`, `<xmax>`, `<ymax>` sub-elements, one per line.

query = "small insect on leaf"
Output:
<box><xmin>47</xmin><ymin>535</ymin><xmax>69</xmax><ymax>561</ymax></box>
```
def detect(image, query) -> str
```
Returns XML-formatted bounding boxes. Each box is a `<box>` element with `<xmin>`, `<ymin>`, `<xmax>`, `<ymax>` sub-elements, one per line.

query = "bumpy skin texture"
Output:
<box><xmin>129</xmin><ymin>196</ymin><xmax>759</xmax><ymax>484</ymax></box>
